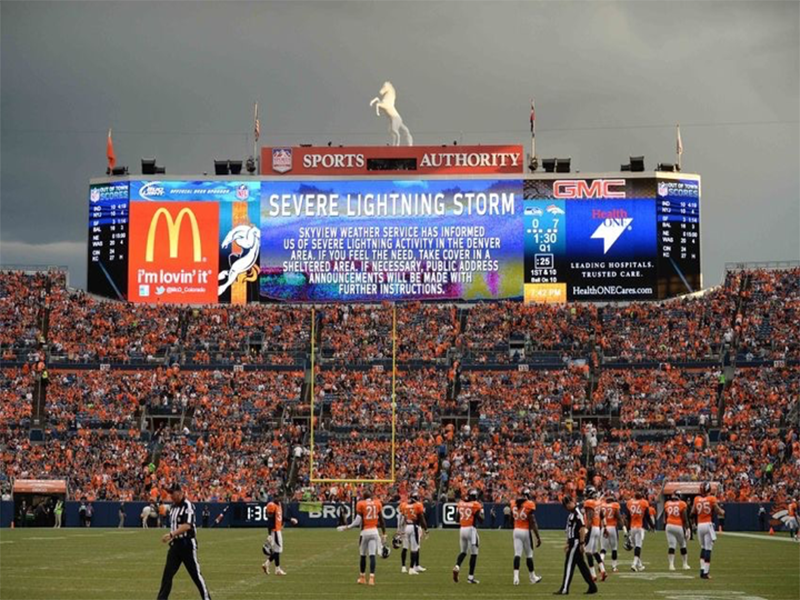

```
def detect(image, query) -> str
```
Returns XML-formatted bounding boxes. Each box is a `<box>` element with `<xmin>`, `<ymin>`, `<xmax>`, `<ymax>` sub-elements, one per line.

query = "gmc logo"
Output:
<box><xmin>553</xmin><ymin>179</ymin><xmax>626</xmax><ymax>199</ymax></box>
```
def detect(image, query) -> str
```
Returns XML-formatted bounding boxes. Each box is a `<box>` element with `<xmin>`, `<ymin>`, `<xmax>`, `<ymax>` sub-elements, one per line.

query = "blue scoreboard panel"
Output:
<box><xmin>522</xmin><ymin>176</ymin><xmax>700</xmax><ymax>302</ymax></box>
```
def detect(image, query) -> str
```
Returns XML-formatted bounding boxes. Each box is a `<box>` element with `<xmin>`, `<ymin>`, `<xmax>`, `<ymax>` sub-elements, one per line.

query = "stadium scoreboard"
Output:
<box><xmin>87</xmin><ymin>145</ymin><xmax>700</xmax><ymax>304</ymax></box>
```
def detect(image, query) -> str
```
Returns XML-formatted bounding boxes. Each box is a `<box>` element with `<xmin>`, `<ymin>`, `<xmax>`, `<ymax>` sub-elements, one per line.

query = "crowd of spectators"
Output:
<box><xmin>396</xmin><ymin>302</ymin><xmax>458</xmax><ymax>361</ymax></box>
<box><xmin>0</xmin><ymin>267</ymin><xmax>798</xmax><ymax>504</ymax></box>
<box><xmin>0</xmin><ymin>368</ymin><xmax>34</xmax><ymax>429</ymax></box>
<box><xmin>320</xmin><ymin>305</ymin><xmax>393</xmax><ymax>362</ymax></box>
<box><xmin>591</xmin><ymin>367</ymin><xmax>718</xmax><ymax>428</ymax></box>
<box><xmin>736</xmin><ymin>268</ymin><xmax>800</xmax><ymax>361</ymax></box>
<box><xmin>597</xmin><ymin>289</ymin><xmax>737</xmax><ymax>362</ymax></box>
<box><xmin>0</xmin><ymin>271</ymin><xmax>50</xmax><ymax>360</ymax></box>
<box><xmin>459</xmin><ymin>369</ymin><xmax>586</xmax><ymax>436</ymax></box>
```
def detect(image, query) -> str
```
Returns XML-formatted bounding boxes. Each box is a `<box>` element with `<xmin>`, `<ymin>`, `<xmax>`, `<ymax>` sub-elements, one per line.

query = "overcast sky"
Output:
<box><xmin>1</xmin><ymin>0</ymin><xmax>798</xmax><ymax>289</ymax></box>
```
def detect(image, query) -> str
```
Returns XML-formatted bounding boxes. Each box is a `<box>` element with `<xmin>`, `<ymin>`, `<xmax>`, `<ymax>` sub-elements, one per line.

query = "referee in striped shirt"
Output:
<box><xmin>555</xmin><ymin>495</ymin><xmax>598</xmax><ymax>595</ymax></box>
<box><xmin>157</xmin><ymin>483</ymin><xmax>211</xmax><ymax>600</ymax></box>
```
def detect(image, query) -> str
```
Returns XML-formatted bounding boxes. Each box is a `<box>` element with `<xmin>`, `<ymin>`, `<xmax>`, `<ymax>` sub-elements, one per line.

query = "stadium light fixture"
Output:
<box><xmin>621</xmin><ymin>163</ymin><xmax>632</xmax><ymax>171</ymax></box>
<box><xmin>657</xmin><ymin>163</ymin><xmax>677</xmax><ymax>172</ymax></box>
<box><xmin>154</xmin><ymin>165</ymin><xmax>166</xmax><ymax>175</ymax></box>
<box><xmin>109</xmin><ymin>166</ymin><xmax>128</xmax><ymax>176</ymax></box>
<box><xmin>630</xmin><ymin>156</ymin><xmax>645</xmax><ymax>172</ymax></box>
<box><xmin>555</xmin><ymin>158</ymin><xmax>571</xmax><ymax>173</ymax></box>
<box><xmin>141</xmin><ymin>159</ymin><xmax>157</xmax><ymax>175</ymax></box>
<box><xmin>542</xmin><ymin>158</ymin><xmax>557</xmax><ymax>173</ymax></box>
<box><xmin>228</xmin><ymin>160</ymin><xmax>243</xmax><ymax>175</ymax></box>
<box><xmin>246</xmin><ymin>156</ymin><xmax>256</xmax><ymax>174</ymax></box>
<box><xmin>214</xmin><ymin>160</ymin><xmax>229</xmax><ymax>175</ymax></box>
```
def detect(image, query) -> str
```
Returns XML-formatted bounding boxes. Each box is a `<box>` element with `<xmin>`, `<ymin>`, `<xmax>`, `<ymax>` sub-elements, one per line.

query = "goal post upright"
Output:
<box><xmin>310</xmin><ymin>307</ymin><xmax>316</xmax><ymax>483</ymax></box>
<box><xmin>391</xmin><ymin>303</ymin><xmax>397</xmax><ymax>482</ymax></box>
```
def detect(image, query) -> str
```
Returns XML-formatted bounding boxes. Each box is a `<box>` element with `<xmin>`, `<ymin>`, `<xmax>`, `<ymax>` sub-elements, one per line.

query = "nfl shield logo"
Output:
<box><xmin>236</xmin><ymin>184</ymin><xmax>250</xmax><ymax>201</ymax></box>
<box><xmin>90</xmin><ymin>188</ymin><xmax>101</xmax><ymax>203</ymax></box>
<box><xmin>272</xmin><ymin>148</ymin><xmax>292</xmax><ymax>173</ymax></box>
<box><xmin>657</xmin><ymin>182</ymin><xmax>669</xmax><ymax>197</ymax></box>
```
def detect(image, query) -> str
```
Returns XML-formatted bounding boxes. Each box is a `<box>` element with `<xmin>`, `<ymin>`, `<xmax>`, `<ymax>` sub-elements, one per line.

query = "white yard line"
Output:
<box><xmin>721</xmin><ymin>532</ymin><xmax>799</xmax><ymax>543</ymax></box>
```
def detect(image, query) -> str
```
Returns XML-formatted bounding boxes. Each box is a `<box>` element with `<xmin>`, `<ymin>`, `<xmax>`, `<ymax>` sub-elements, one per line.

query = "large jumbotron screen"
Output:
<box><xmin>87</xmin><ymin>174</ymin><xmax>700</xmax><ymax>304</ymax></box>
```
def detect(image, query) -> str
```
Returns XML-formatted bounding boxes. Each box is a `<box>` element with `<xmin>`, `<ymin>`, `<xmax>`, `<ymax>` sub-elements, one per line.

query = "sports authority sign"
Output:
<box><xmin>261</xmin><ymin>145</ymin><xmax>524</xmax><ymax>176</ymax></box>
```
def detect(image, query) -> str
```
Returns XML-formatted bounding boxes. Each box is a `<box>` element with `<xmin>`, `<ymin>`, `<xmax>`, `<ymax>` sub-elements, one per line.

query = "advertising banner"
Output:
<box><xmin>522</xmin><ymin>177</ymin><xmax>683</xmax><ymax>302</ymax></box>
<box><xmin>259</xmin><ymin>178</ymin><xmax>524</xmax><ymax>302</ymax></box>
<box><xmin>129</xmin><ymin>180</ymin><xmax>259</xmax><ymax>203</ymax></box>
<box><xmin>128</xmin><ymin>202</ymin><xmax>219</xmax><ymax>303</ymax></box>
<box><xmin>261</xmin><ymin>145</ymin><xmax>524</xmax><ymax>176</ymax></box>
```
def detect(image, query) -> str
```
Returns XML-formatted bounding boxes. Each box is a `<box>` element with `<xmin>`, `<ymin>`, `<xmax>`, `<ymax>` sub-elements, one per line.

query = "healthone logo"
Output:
<box><xmin>590</xmin><ymin>208</ymin><xmax>633</xmax><ymax>254</ymax></box>
<box><xmin>145</xmin><ymin>207</ymin><xmax>202</xmax><ymax>262</ymax></box>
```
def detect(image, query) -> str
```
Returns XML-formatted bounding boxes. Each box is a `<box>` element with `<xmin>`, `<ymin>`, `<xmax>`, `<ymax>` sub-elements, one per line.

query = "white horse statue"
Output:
<box><xmin>218</xmin><ymin>224</ymin><xmax>261</xmax><ymax>296</ymax></box>
<box><xmin>370</xmin><ymin>81</ymin><xmax>413</xmax><ymax>146</ymax></box>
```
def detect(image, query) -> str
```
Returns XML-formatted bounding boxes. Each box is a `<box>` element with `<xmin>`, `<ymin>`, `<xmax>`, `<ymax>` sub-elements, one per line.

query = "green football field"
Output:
<box><xmin>0</xmin><ymin>528</ymin><xmax>797</xmax><ymax>600</ymax></box>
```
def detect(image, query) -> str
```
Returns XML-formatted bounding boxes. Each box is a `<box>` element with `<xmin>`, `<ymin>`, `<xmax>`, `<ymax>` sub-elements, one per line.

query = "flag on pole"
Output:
<box><xmin>106</xmin><ymin>128</ymin><xmax>116</xmax><ymax>171</ymax></box>
<box><xmin>254</xmin><ymin>102</ymin><xmax>260</xmax><ymax>143</ymax></box>
<box><xmin>676</xmin><ymin>123</ymin><xmax>683</xmax><ymax>156</ymax></box>
<box><xmin>530</xmin><ymin>99</ymin><xmax>536</xmax><ymax>135</ymax></box>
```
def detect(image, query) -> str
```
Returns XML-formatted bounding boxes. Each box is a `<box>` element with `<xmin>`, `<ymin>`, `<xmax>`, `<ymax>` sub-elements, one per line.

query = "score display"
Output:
<box><xmin>523</xmin><ymin>176</ymin><xmax>701</xmax><ymax>302</ymax></box>
<box><xmin>655</xmin><ymin>179</ymin><xmax>701</xmax><ymax>297</ymax></box>
<box><xmin>86</xmin><ymin>174</ymin><xmax>700</xmax><ymax>304</ymax></box>
<box><xmin>87</xmin><ymin>182</ymin><xmax>129</xmax><ymax>300</ymax></box>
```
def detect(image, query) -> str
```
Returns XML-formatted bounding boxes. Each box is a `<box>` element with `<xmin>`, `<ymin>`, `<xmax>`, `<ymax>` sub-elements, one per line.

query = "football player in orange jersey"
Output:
<box><xmin>337</xmin><ymin>490</ymin><xmax>387</xmax><ymax>586</ymax></box>
<box><xmin>787</xmin><ymin>497</ymin><xmax>798</xmax><ymax>541</ymax></box>
<box><xmin>582</xmin><ymin>487</ymin><xmax>607</xmax><ymax>582</ymax></box>
<box><xmin>691</xmin><ymin>482</ymin><xmax>725</xmax><ymax>579</ymax></box>
<box><xmin>397</xmin><ymin>490</ymin><xmax>428</xmax><ymax>575</ymax></box>
<box><xmin>626</xmin><ymin>491</ymin><xmax>650</xmax><ymax>572</ymax></box>
<box><xmin>262</xmin><ymin>494</ymin><xmax>295</xmax><ymax>576</ymax></box>
<box><xmin>664</xmin><ymin>492</ymin><xmax>691</xmax><ymax>570</ymax></box>
<box><xmin>452</xmin><ymin>489</ymin><xmax>483</xmax><ymax>584</ymax></box>
<box><xmin>511</xmin><ymin>488</ymin><xmax>543</xmax><ymax>586</ymax></box>
<box><xmin>600</xmin><ymin>493</ymin><xmax>625</xmax><ymax>572</ymax></box>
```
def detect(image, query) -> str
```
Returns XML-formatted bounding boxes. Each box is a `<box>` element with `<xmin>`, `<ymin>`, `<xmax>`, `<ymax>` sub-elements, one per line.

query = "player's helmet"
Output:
<box><xmin>261</xmin><ymin>541</ymin><xmax>273</xmax><ymax>558</ymax></box>
<box><xmin>585</xmin><ymin>486</ymin><xmax>597</xmax><ymax>499</ymax></box>
<box><xmin>381</xmin><ymin>544</ymin><xmax>391</xmax><ymax>559</ymax></box>
<box><xmin>468</xmin><ymin>489</ymin><xmax>479</xmax><ymax>501</ymax></box>
<box><xmin>410</xmin><ymin>491</ymin><xmax>421</xmax><ymax>502</ymax></box>
<box><xmin>520</xmin><ymin>487</ymin><xmax>531</xmax><ymax>500</ymax></box>
<box><xmin>701</xmin><ymin>482</ymin><xmax>711</xmax><ymax>495</ymax></box>
<box><xmin>392</xmin><ymin>533</ymin><xmax>403</xmax><ymax>549</ymax></box>
<box><xmin>623</xmin><ymin>535</ymin><xmax>634</xmax><ymax>551</ymax></box>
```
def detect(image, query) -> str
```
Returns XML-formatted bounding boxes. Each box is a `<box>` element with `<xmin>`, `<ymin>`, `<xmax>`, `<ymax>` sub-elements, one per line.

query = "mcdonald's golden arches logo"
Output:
<box><xmin>145</xmin><ymin>207</ymin><xmax>202</xmax><ymax>262</ymax></box>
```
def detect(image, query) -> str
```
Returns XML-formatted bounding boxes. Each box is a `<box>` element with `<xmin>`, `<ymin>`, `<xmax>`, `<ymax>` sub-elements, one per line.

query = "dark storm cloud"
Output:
<box><xmin>1</xmin><ymin>1</ymin><xmax>798</xmax><ymax>288</ymax></box>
